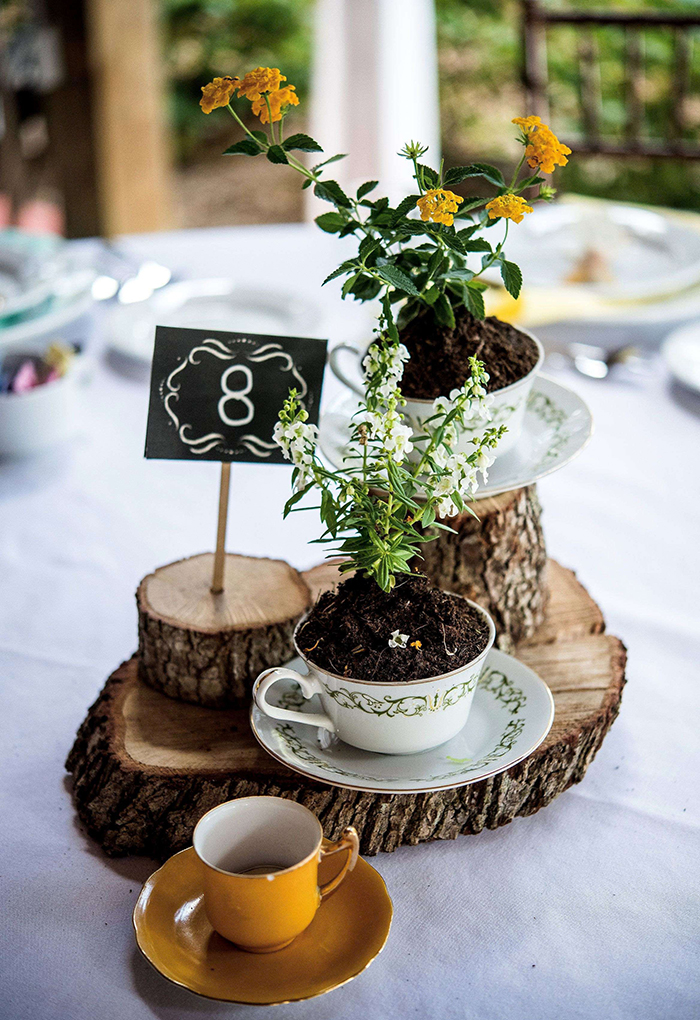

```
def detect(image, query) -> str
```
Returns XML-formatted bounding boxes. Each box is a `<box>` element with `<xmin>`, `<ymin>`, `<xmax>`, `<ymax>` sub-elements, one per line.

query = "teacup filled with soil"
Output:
<box><xmin>329</xmin><ymin>312</ymin><xmax>543</xmax><ymax>461</ymax></box>
<box><xmin>399</xmin><ymin>309</ymin><xmax>543</xmax><ymax>460</ymax></box>
<box><xmin>253</xmin><ymin>574</ymin><xmax>495</xmax><ymax>755</ymax></box>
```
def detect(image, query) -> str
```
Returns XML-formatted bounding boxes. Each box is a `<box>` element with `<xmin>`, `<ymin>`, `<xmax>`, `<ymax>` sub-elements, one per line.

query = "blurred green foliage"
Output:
<box><xmin>435</xmin><ymin>0</ymin><xmax>700</xmax><ymax>211</ymax></box>
<box><xmin>162</xmin><ymin>0</ymin><xmax>313</xmax><ymax>161</ymax></box>
<box><xmin>162</xmin><ymin>0</ymin><xmax>700</xmax><ymax>208</ymax></box>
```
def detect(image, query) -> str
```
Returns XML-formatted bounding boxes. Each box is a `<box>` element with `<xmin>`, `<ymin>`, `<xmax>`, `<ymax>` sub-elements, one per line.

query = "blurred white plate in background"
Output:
<box><xmin>489</xmin><ymin>202</ymin><xmax>700</xmax><ymax>303</ymax></box>
<box><xmin>662</xmin><ymin>321</ymin><xmax>700</xmax><ymax>394</ymax></box>
<box><xmin>0</xmin><ymin>269</ymin><xmax>96</xmax><ymax>350</ymax></box>
<box><xmin>106</xmin><ymin>278</ymin><xmax>321</xmax><ymax>363</ymax></box>
<box><xmin>0</xmin><ymin>230</ymin><xmax>66</xmax><ymax>322</ymax></box>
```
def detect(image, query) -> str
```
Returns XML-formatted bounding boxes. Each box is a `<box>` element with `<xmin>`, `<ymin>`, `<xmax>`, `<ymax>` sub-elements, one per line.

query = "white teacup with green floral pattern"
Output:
<box><xmin>253</xmin><ymin>599</ymin><xmax>496</xmax><ymax>755</ymax></box>
<box><xmin>329</xmin><ymin>329</ymin><xmax>544</xmax><ymax>461</ymax></box>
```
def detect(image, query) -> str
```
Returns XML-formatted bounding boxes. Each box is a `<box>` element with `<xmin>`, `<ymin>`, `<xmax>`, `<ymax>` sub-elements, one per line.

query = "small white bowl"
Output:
<box><xmin>329</xmin><ymin>327</ymin><xmax>544</xmax><ymax>460</ymax></box>
<box><xmin>0</xmin><ymin>360</ymin><xmax>84</xmax><ymax>458</ymax></box>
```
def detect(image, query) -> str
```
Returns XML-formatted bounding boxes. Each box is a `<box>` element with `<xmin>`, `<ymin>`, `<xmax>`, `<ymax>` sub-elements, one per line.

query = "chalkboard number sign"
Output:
<box><xmin>145</xmin><ymin>326</ymin><xmax>328</xmax><ymax>462</ymax></box>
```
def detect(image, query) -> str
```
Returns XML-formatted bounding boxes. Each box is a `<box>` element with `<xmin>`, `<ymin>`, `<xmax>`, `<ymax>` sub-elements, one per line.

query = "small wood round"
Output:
<box><xmin>136</xmin><ymin>552</ymin><xmax>311</xmax><ymax>709</ymax></box>
<box><xmin>67</xmin><ymin>560</ymin><xmax>625</xmax><ymax>858</ymax></box>
<box><xmin>420</xmin><ymin>485</ymin><xmax>548</xmax><ymax>651</ymax></box>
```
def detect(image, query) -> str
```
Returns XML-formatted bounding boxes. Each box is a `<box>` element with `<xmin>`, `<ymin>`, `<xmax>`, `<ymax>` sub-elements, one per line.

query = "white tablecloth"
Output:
<box><xmin>1</xmin><ymin>225</ymin><xmax>699</xmax><ymax>1020</ymax></box>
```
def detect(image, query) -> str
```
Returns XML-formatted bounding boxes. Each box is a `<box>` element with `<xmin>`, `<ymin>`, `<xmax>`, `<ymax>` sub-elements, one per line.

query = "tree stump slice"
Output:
<box><xmin>67</xmin><ymin>560</ymin><xmax>625</xmax><ymax>858</ymax></box>
<box><xmin>420</xmin><ymin>485</ymin><xmax>548</xmax><ymax>652</ymax></box>
<box><xmin>136</xmin><ymin>553</ymin><xmax>311</xmax><ymax>709</ymax></box>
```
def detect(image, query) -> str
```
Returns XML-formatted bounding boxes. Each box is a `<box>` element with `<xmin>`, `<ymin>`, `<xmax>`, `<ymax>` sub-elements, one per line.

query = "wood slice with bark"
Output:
<box><xmin>420</xmin><ymin>485</ymin><xmax>548</xmax><ymax>651</ymax></box>
<box><xmin>67</xmin><ymin>560</ymin><xmax>625</xmax><ymax>858</ymax></box>
<box><xmin>136</xmin><ymin>552</ymin><xmax>311</xmax><ymax>708</ymax></box>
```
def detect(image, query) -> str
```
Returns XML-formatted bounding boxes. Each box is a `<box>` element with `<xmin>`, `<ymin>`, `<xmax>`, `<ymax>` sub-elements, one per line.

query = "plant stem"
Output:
<box><xmin>226</xmin><ymin>103</ymin><xmax>266</xmax><ymax>148</ymax></box>
<box><xmin>509</xmin><ymin>152</ymin><xmax>527</xmax><ymax>190</ymax></box>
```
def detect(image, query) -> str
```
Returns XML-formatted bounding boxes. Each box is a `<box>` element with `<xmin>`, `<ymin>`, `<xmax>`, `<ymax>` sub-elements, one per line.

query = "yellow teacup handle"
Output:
<box><xmin>318</xmin><ymin>827</ymin><xmax>360</xmax><ymax>899</ymax></box>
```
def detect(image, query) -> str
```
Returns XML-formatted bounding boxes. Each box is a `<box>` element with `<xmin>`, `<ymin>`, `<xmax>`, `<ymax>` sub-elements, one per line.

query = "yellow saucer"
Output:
<box><xmin>133</xmin><ymin>844</ymin><xmax>393</xmax><ymax>1005</ymax></box>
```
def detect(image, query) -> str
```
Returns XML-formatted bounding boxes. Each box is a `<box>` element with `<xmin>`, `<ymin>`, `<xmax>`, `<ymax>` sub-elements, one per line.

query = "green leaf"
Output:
<box><xmin>322</xmin><ymin>259</ymin><xmax>359</xmax><ymax>285</ymax></box>
<box><xmin>311</xmin><ymin>153</ymin><xmax>347</xmax><ymax>171</ymax></box>
<box><xmin>223</xmin><ymin>139</ymin><xmax>262</xmax><ymax>156</ymax></box>
<box><xmin>518</xmin><ymin>173</ymin><xmax>545</xmax><ymax>189</ymax></box>
<box><xmin>320</xmin><ymin>489</ymin><xmax>337</xmax><ymax>536</ymax></box>
<box><xmin>439</xmin><ymin>232</ymin><xmax>466</xmax><ymax>255</ymax></box>
<box><xmin>464</xmin><ymin>284</ymin><xmax>486</xmax><ymax>319</ymax></box>
<box><xmin>376</xmin><ymin>264</ymin><xmax>420</xmax><ymax>297</ymax></box>
<box><xmin>359</xmin><ymin>235</ymin><xmax>381</xmax><ymax>261</ymax></box>
<box><xmin>434</xmin><ymin>293</ymin><xmax>456</xmax><ymax>329</ymax></box>
<box><xmin>396</xmin><ymin>299</ymin><xmax>421</xmax><ymax>329</ymax></box>
<box><xmin>461</xmin><ymin>238</ymin><xmax>492</xmax><ymax>253</ymax></box>
<box><xmin>266</xmin><ymin>144</ymin><xmax>289</xmax><ymax>164</ymax></box>
<box><xmin>421</xmin><ymin>504</ymin><xmax>436</xmax><ymax>527</ymax></box>
<box><xmin>442</xmin><ymin>165</ymin><xmax>472</xmax><ymax>186</ymax></box>
<box><xmin>500</xmin><ymin>260</ymin><xmax>523</xmax><ymax>299</ymax></box>
<box><xmin>301</xmin><ymin>177</ymin><xmax>313</xmax><ymax>190</ymax></box>
<box><xmin>357</xmin><ymin>180</ymin><xmax>379</xmax><ymax>199</ymax></box>
<box><xmin>282</xmin><ymin>481</ymin><xmax>315</xmax><ymax>517</ymax></box>
<box><xmin>315</xmin><ymin>211</ymin><xmax>347</xmax><ymax>233</ymax></box>
<box><xmin>454</xmin><ymin>198</ymin><xmax>488</xmax><ymax>218</ymax></box>
<box><xmin>427</xmin><ymin>250</ymin><xmax>449</xmax><ymax>279</ymax></box>
<box><xmin>283</xmin><ymin>132</ymin><xmax>323</xmax><ymax>153</ymax></box>
<box><xmin>369</xmin><ymin>196</ymin><xmax>390</xmax><ymax>213</ymax></box>
<box><xmin>349</xmin><ymin>275</ymin><xmax>382</xmax><ymax>301</ymax></box>
<box><xmin>453</xmin><ymin>162</ymin><xmax>505</xmax><ymax>187</ymax></box>
<box><xmin>250</xmin><ymin>130</ymin><xmax>268</xmax><ymax>143</ymax></box>
<box><xmin>445</xmin><ymin>268</ymin><xmax>474</xmax><ymax>283</ymax></box>
<box><xmin>393</xmin><ymin>194</ymin><xmax>421</xmax><ymax>220</ymax></box>
<box><xmin>417</xmin><ymin>163</ymin><xmax>439</xmax><ymax>188</ymax></box>
<box><xmin>314</xmin><ymin>180</ymin><xmax>352</xmax><ymax>208</ymax></box>
<box><xmin>341</xmin><ymin>272</ymin><xmax>360</xmax><ymax>298</ymax></box>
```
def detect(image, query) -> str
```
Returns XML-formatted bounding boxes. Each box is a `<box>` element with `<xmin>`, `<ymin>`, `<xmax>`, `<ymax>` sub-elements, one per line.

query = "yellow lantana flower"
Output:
<box><xmin>512</xmin><ymin>115</ymin><xmax>543</xmax><ymax>131</ymax></box>
<box><xmin>416</xmin><ymin>188</ymin><xmax>464</xmax><ymax>227</ymax></box>
<box><xmin>485</xmin><ymin>194</ymin><xmax>534</xmax><ymax>224</ymax></box>
<box><xmin>251</xmin><ymin>85</ymin><xmax>299</xmax><ymax>124</ymax></box>
<box><xmin>199</xmin><ymin>76</ymin><xmax>239</xmax><ymax>114</ymax></box>
<box><xmin>237</xmin><ymin>66</ymin><xmax>286</xmax><ymax>101</ymax></box>
<box><xmin>512</xmin><ymin>115</ymin><xmax>571</xmax><ymax>174</ymax></box>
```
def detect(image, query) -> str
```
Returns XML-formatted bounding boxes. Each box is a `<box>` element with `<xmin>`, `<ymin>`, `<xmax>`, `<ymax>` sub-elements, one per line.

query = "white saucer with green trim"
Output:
<box><xmin>249</xmin><ymin>649</ymin><xmax>554</xmax><ymax>795</ymax></box>
<box><xmin>318</xmin><ymin>375</ymin><xmax>592</xmax><ymax>500</ymax></box>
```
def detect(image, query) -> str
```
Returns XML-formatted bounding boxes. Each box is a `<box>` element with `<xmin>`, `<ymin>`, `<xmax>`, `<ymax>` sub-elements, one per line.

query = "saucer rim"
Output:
<box><xmin>133</xmin><ymin>847</ymin><xmax>393</xmax><ymax>1006</ymax></box>
<box><xmin>249</xmin><ymin>650</ymin><xmax>555</xmax><ymax>795</ymax></box>
<box><xmin>319</xmin><ymin>374</ymin><xmax>593</xmax><ymax>501</ymax></box>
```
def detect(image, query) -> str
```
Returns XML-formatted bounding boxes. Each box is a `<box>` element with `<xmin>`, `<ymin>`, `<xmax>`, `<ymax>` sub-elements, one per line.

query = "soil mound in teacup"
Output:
<box><xmin>297</xmin><ymin>573</ymin><xmax>490</xmax><ymax>683</ymax></box>
<box><xmin>399</xmin><ymin>308</ymin><xmax>539</xmax><ymax>400</ymax></box>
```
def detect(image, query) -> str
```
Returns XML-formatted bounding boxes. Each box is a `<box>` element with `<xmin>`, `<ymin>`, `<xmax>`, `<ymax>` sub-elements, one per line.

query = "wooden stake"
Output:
<box><xmin>211</xmin><ymin>462</ymin><xmax>231</xmax><ymax>594</ymax></box>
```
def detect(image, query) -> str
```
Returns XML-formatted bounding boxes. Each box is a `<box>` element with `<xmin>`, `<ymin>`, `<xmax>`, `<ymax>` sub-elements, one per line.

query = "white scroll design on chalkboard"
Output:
<box><xmin>246</xmin><ymin>343</ymin><xmax>308</xmax><ymax>400</ymax></box>
<box><xmin>163</xmin><ymin>338</ymin><xmax>309</xmax><ymax>457</ymax></box>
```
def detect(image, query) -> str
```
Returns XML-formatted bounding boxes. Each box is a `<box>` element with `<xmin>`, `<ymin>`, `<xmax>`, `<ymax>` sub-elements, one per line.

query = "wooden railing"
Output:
<box><xmin>521</xmin><ymin>0</ymin><xmax>700</xmax><ymax>158</ymax></box>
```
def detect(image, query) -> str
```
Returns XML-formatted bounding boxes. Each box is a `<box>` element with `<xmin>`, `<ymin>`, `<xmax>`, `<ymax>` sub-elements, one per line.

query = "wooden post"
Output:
<box><xmin>521</xmin><ymin>0</ymin><xmax>550</xmax><ymax>120</ymax></box>
<box><xmin>211</xmin><ymin>463</ymin><xmax>231</xmax><ymax>595</ymax></box>
<box><xmin>578</xmin><ymin>30</ymin><xmax>601</xmax><ymax>146</ymax></box>
<box><xmin>85</xmin><ymin>0</ymin><xmax>172</xmax><ymax>235</ymax></box>
<box><xmin>624</xmin><ymin>28</ymin><xmax>644</xmax><ymax>149</ymax></box>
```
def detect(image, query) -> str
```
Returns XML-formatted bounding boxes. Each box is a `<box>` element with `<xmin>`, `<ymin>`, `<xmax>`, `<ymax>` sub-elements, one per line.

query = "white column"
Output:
<box><xmin>306</xmin><ymin>0</ymin><xmax>440</xmax><ymax>217</ymax></box>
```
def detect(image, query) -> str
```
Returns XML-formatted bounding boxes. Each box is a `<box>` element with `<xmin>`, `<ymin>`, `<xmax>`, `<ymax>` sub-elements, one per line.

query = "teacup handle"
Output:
<box><xmin>319</xmin><ymin>828</ymin><xmax>360</xmax><ymax>899</ymax></box>
<box><xmin>328</xmin><ymin>343</ymin><xmax>364</xmax><ymax>397</ymax></box>
<box><xmin>253</xmin><ymin>667</ymin><xmax>336</xmax><ymax>735</ymax></box>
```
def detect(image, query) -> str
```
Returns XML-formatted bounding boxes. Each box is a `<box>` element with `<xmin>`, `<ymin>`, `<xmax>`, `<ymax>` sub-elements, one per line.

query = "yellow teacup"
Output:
<box><xmin>193</xmin><ymin>796</ymin><xmax>359</xmax><ymax>953</ymax></box>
